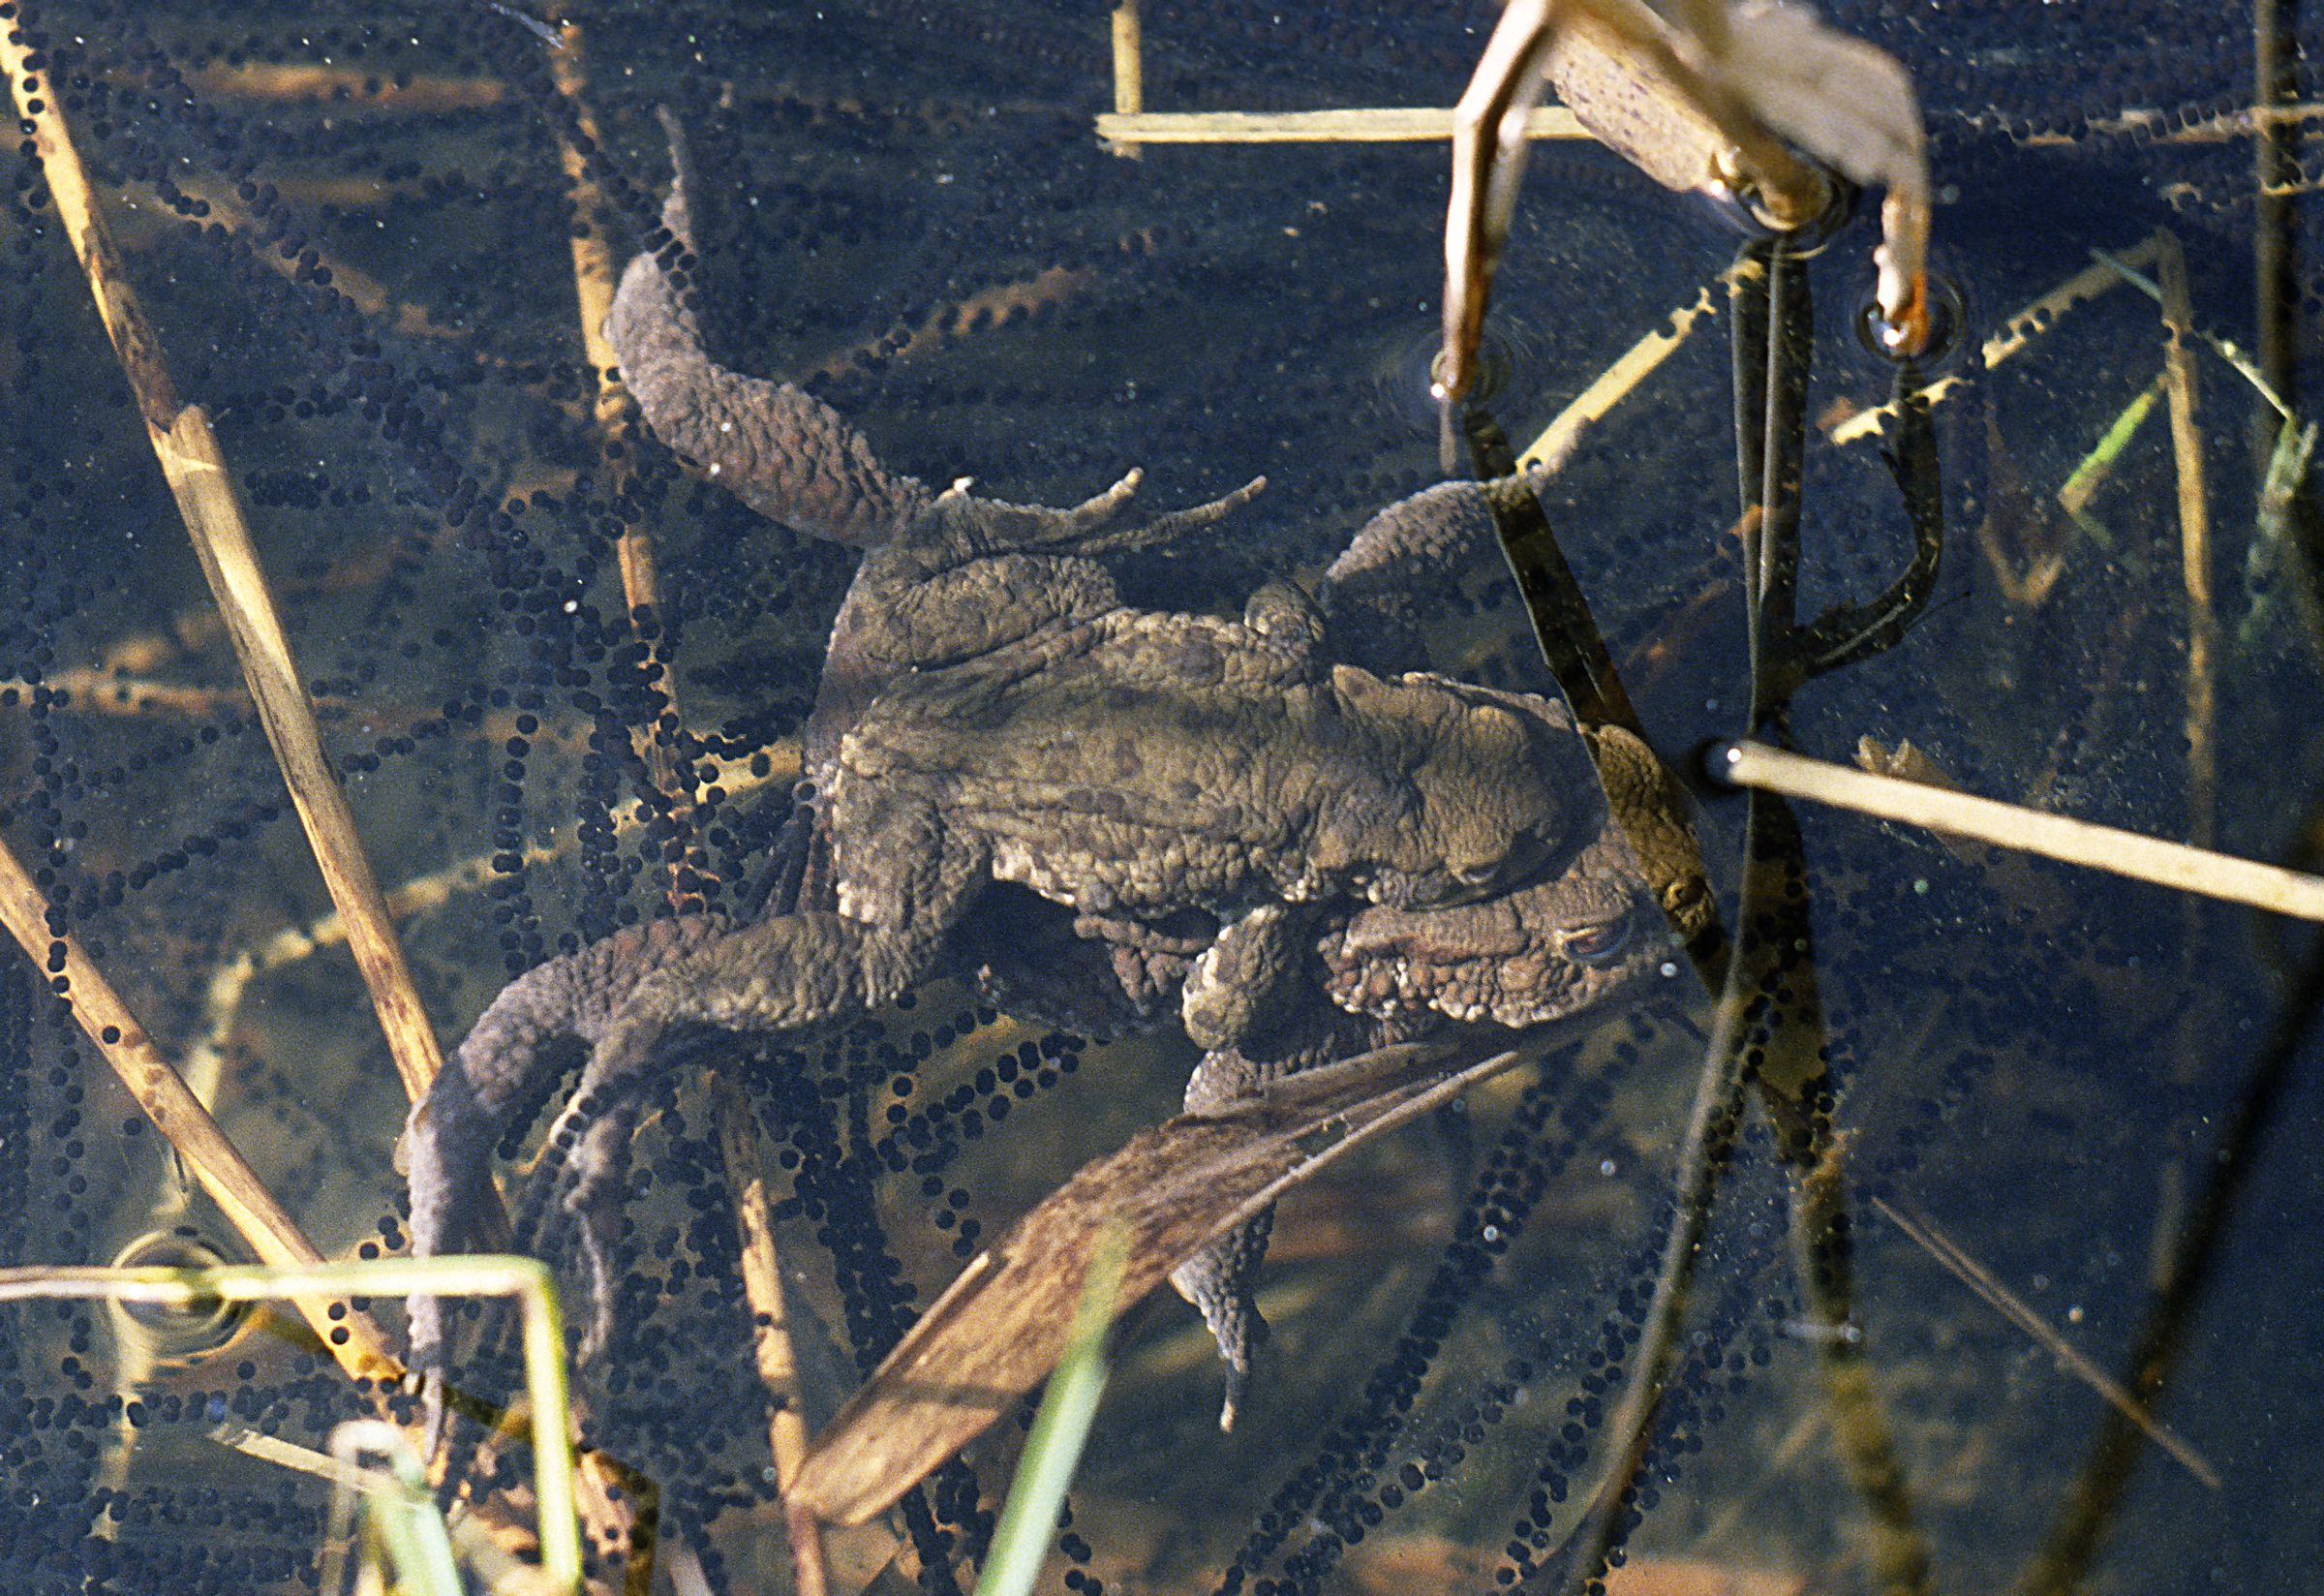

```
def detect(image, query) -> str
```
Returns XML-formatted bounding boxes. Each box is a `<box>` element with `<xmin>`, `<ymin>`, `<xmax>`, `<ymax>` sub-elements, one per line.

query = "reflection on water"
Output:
<box><xmin>0</xmin><ymin>2</ymin><xmax>2320</xmax><ymax>1593</ymax></box>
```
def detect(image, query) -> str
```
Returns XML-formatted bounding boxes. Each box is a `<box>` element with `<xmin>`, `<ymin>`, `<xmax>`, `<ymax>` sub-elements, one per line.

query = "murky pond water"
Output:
<box><xmin>2</xmin><ymin>2</ymin><xmax>2320</xmax><ymax>1593</ymax></box>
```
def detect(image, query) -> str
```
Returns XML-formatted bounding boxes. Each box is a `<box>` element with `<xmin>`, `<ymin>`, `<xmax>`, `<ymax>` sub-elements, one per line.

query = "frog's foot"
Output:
<box><xmin>1171</xmin><ymin>1207</ymin><xmax>1274</xmax><ymax>1432</ymax></box>
<box><xmin>404</xmin><ymin>915</ymin><xmax>738</xmax><ymax>1436</ymax></box>
<box><xmin>962</xmin><ymin>472</ymin><xmax>1267</xmax><ymax>563</ymax></box>
<box><xmin>1173</xmin><ymin>1042</ymin><xmax>1308</xmax><ymax>1427</ymax></box>
<box><xmin>517</xmin><ymin>910</ymin><xmax>931</xmax><ymax>1362</ymax></box>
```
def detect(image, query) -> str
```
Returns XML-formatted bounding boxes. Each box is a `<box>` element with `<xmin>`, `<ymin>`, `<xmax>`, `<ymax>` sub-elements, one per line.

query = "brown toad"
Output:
<box><xmin>403</xmin><ymin>139</ymin><xmax>1672</xmax><ymax>1426</ymax></box>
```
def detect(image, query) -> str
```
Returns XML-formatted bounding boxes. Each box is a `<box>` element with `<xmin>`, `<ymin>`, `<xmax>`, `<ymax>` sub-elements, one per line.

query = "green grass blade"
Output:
<box><xmin>972</xmin><ymin>1231</ymin><xmax>1126</xmax><ymax>1596</ymax></box>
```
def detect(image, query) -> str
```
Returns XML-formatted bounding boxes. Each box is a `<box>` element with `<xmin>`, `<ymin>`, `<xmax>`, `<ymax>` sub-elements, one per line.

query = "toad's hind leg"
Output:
<box><xmin>537</xmin><ymin>909</ymin><xmax>937</xmax><ymax>1358</ymax></box>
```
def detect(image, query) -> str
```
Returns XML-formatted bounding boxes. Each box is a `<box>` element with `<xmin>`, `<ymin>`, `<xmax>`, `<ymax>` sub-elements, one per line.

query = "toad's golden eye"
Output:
<box><xmin>1559</xmin><ymin>910</ymin><xmax>1636</xmax><ymax>967</ymax></box>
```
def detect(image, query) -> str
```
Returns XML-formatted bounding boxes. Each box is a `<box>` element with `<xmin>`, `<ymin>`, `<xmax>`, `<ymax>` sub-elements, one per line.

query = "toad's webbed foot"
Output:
<box><xmin>405</xmin><ymin>916</ymin><xmax>738</xmax><ymax>1406</ymax></box>
<box><xmin>1171</xmin><ymin>1029</ymin><xmax>1351</xmax><ymax>1428</ymax></box>
<box><xmin>424</xmin><ymin>911</ymin><xmax>928</xmax><ymax>1380</ymax></box>
<box><xmin>407</xmin><ymin>910</ymin><xmax>931</xmax><ymax>1430</ymax></box>
<box><xmin>1172</xmin><ymin>1204</ymin><xmax>1273</xmax><ymax>1432</ymax></box>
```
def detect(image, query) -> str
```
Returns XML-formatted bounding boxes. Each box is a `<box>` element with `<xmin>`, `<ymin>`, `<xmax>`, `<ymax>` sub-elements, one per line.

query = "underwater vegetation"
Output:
<box><xmin>1</xmin><ymin>1</ymin><xmax>2322</xmax><ymax>1594</ymax></box>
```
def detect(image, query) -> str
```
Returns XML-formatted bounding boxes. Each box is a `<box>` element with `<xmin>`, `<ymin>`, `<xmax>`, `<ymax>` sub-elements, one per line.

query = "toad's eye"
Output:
<box><xmin>1559</xmin><ymin>911</ymin><xmax>1635</xmax><ymax>967</ymax></box>
<box><xmin>1452</xmin><ymin>861</ymin><xmax>1499</xmax><ymax>886</ymax></box>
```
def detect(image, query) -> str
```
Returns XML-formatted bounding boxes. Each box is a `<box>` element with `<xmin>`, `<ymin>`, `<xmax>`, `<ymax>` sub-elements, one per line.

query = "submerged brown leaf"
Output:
<box><xmin>790</xmin><ymin>1031</ymin><xmax>1536</xmax><ymax>1525</ymax></box>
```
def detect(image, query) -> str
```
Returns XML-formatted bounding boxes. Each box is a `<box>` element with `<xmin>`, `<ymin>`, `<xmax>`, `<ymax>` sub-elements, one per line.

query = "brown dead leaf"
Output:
<box><xmin>789</xmin><ymin>1031</ymin><xmax>1536</xmax><ymax>1525</ymax></box>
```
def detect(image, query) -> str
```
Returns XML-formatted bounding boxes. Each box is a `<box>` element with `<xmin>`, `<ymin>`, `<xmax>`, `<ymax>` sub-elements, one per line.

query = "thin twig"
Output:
<box><xmin>1</xmin><ymin>23</ymin><xmax>448</xmax><ymax>1106</ymax></box>
<box><xmin>2016</xmin><ymin>932</ymin><xmax>2324</xmax><ymax>1595</ymax></box>
<box><xmin>2154</xmin><ymin>234</ymin><xmax>2217</xmax><ymax>851</ymax></box>
<box><xmin>2092</xmin><ymin>248</ymin><xmax>2294</xmax><ymax>418</ymax></box>
<box><xmin>1872</xmin><ymin>1198</ymin><xmax>2219</xmax><ymax>1489</ymax></box>
<box><xmin>1094</xmin><ymin>106</ymin><xmax>1589</xmax><ymax>144</ymax></box>
<box><xmin>1714</xmin><ymin>739</ymin><xmax>2324</xmax><ymax>920</ymax></box>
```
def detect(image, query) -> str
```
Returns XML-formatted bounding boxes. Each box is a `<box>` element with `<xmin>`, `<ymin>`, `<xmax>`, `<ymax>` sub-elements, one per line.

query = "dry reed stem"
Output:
<box><xmin>1828</xmin><ymin>233</ymin><xmax>2166</xmax><ymax>445</ymax></box>
<box><xmin>181</xmin><ymin>61</ymin><xmax>505</xmax><ymax>111</ymax></box>
<box><xmin>1094</xmin><ymin>106</ymin><xmax>1591</xmax><ymax>144</ymax></box>
<box><xmin>1518</xmin><ymin>257</ymin><xmax>1756</xmax><ymax>470</ymax></box>
<box><xmin>215</xmin><ymin>1426</ymin><xmax>554</xmax><ymax>1587</ymax></box>
<box><xmin>812</xmin><ymin>261</ymin><xmax>1103</xmax><ymax>380</ymax></box>
<box><xmin>183</xmin><ymin>746</ymin><xmax>798</xmax><ymax>1112</ymax></box>
<box><xmin>1714</xmin><ymin>740</ymin><xmax>2324</xmax><ymax>920</ymax></box>
<box><xmin>165</xmin><ymin>179</ymin><xmax>467</xmax><ymax>342</ymax></box>
<box><xmin>0</xmin><ymin>828</ymin><xmax>399</xmax><ymax>1380</ymax></box>
<box><xmin>2</xmin><ymin>27</ymin><xmax>448</xmax><ymax>1105</ymax></box>
<box><xmin>2013</xmin><ymin>99</ymin><xmax>2324</xmax><ymax>145</ymax></box>
<box><xmin>1874</xmin><ymin>1198</ymin><xmax>2219</xmax><ymax>1488</ymax></box>
<box><xmin>2154</xmin><ymin>234</ymin><xmax>2217</xmax><ymax>851</ymax></box>
<box><xmin>712</xmin><ymin>1076</ymin><xmax>836</xmax><ymax>1596</ymax></box>
<box><xmin>1107</xmin><ymin>0</ymin><xmax>1144</xmax><ymax>159</ymax></box>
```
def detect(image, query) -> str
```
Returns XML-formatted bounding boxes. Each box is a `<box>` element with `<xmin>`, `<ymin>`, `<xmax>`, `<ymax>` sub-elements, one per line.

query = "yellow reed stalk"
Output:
<box><xmin>181</xmin><ymin>61</ymin><xmax>505</xmax><ymax>111</ymax></box>
<box><xmin>714</xmin><ymin>1076</ymin><xmax>836</xmax><ymax>1596</ymax></box>
<box><xmin>1714</xmin><ymin>740</ymin><xmax>2324</xmax><ymax>921</ymax></box>
<box><xmin>1828</xmin><ymin>233</ymin><xmax>2166</xmax><ymax>445</ymax></box>
<box><xmin>166</xmin><ymin>179</ymin><xmax>466</xmax><ymax>342</ymax></box>
<box><xmin>2147</xmin><ymin>235</ymin><xmax>2221</xmax><ymax>849</ymax></box>
<box><xmin>0</xmin><ymin>829</ymin><xmax>397</xmax><ymax>1379</ymax></box>
<box><xmin>1518</xmin><ymin>256</ymin><xmax>1758</xmax><ymax>470</ymax></box>
<box><xmin>1094</xmin><ymin>106</ymin><xmax>1589</xmax><ymax>144</ymax></box>
<box><xmin>1108</xmin><ymin>0</ymin><xmax>1145</xmax><ymax>159</ymax></box>
<box><xmin>1</xmin><ymin>24</ymin><xmax>447</xmax><ymax>1105</ymax></box>
<box><xmin>2012</xmin><ymin>99</ymin><xmax>2324</xmax><ymax>146</ymax></box>
<box><xmin>2155</xmin><ymin>234</ymin><xmax>2217</xmax><ymax>850</ymax></box>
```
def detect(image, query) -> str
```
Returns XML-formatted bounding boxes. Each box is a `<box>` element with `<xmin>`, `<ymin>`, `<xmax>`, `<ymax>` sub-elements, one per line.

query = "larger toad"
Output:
<box><xmin>403</xmin><ymin>139</ymin><xmax>1675</xmax><ymax>1427</ymax></box>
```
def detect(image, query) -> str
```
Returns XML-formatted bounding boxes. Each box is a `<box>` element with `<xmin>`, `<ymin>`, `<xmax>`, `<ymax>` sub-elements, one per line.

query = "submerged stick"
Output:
<box><xmin>1712</xmin><ymin>739</ymin><xmax>2324</xmax><ymax>921</ymax></box>
<box><xmin>1873</xmin><ymin>1198</ymin><xmax>2218</xmax><ymax>1489</ymax></box>
<box><xmin>1</xmin><ymin>22</ymin><xmax>447</xmax><ymax>1106</ymax></box>
<box><xmin>1517</xmin><ymin>258</ymin><xmax>1756</xmax><ymax>472</ymax></box>
<box><xmin>2017</xmin><ymin>931</ymin><xmax>2324</xmax><ymax>1594</ymax></box>
<box><xmin>714</xmin><ymin>1077</ymin><xmax>836</xmax><ymax>1596</ymax></box>
<box><xmin>2155</xmin><ymin>235</ymin><xmax>2217</xmax><ymax>850</ymax></box>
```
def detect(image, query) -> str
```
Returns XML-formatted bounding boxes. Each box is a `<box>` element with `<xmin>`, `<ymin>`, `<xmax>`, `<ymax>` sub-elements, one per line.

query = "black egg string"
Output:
<box><xmin>1215</xmin><ymin>1041</ymin><xmax>1608</xmax><ymax>1590</ymax></box>
<box><xmin>27</xmin><ymin>4</ymin><xmax>744</xmax><ymax>905</ymax></box>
